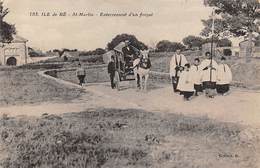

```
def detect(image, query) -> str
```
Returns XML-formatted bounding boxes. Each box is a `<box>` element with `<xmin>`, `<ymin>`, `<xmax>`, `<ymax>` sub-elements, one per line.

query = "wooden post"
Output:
<box><xmin>210</xmin><ymin>8</ymin><xmax>215</xmax><ymax>82</ymax></box>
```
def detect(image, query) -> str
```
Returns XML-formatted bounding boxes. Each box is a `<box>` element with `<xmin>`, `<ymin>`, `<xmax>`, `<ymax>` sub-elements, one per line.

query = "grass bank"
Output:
<box><xmin>1</xmin><ymin>108</ymin><xmax>259</xmax><ymax>168</ymax></box>
<box><xmin>0</xmin><ymin>68</ymin><xmax>84</xmax><ymax>106</ymax></box>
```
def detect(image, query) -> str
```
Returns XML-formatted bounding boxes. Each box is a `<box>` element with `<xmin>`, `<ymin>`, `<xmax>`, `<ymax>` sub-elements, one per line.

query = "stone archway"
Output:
<box><xmin>6</xmin><ymin>57</ymin><xmax>17</xmax><ymax>66</ymax></box>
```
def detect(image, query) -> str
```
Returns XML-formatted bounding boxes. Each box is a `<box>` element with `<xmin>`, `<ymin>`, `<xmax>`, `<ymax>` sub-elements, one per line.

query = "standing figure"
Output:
<box><xmin>200</xmin><ymin>52</ymin><xmax>218</xmax><ymax>98</ymax></box>
<box><xmin>108</xmin><ymin>55</ymin><xmax>116</xmax><ymax>89</ymax></box>
<box><xmin>133</xmin><ymin>55</ymin><xmax>141</xmax><ymax>89</ymax></box>
<box><xmin>190</xmin><ymin>58</ymin><xmax>203</xmax><ymax>96</ymax></box>
<box><xmin>76</xmin><ymin>63</ymin><xmax>86</xmax><ymax>86</ymax></box>
<box><xmin>216</xmin><ymin>56</ymin><xmax>232</xmax><ymax>95</ymax></box>
<box><xmin>177</xmin><ymin>63</ymin><xmax>195</xmax><ymax>101</ymax></box>
<box><xmin>169</xmin><ymin>49</ymin><xmax>188</xmax><ymax>92</ymax></box>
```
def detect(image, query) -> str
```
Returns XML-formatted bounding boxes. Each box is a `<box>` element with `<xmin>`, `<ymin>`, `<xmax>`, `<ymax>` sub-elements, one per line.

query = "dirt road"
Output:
<box><xmin>1</xmin><ymin>80</ymin><xmax>260</xmax><ymax>127</ymax></box>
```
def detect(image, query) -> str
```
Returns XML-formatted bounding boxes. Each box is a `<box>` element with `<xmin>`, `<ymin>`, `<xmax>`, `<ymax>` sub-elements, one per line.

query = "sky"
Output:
<box><xmin>4</xmin><ymin>0</ymin><xmax>213</xmax><ymax>51</ymax></box>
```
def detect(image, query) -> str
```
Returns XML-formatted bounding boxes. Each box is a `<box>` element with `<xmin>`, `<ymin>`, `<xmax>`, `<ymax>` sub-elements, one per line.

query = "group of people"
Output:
<box><xmin>170</xmin><ymin>49</ymin><xmax>232</xmax><ymax>100</ymax></box>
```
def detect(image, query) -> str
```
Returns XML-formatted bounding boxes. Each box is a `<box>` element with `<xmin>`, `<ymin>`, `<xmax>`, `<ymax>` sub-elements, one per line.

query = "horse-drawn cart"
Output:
<box><xmin>113</xmin><ymin>41</ymin><xmax>137</xmax><ymax>90</ymax></box>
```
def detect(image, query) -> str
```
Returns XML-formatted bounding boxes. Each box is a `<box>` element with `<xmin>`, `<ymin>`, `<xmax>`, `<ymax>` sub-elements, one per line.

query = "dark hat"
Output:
<box><xmin>205</xmin><ymin>52</ymin><xmax>211</xmax><ymax>56</ymax></box>
<box><xmin>184</xmin><ymin>63</ymin><xmax>190</xmax><ymax>68</ymax></box>
<box><xmin>194</xmin><ymin>58</ymin><xmax>200</xmax><ymax>62</ymax></box>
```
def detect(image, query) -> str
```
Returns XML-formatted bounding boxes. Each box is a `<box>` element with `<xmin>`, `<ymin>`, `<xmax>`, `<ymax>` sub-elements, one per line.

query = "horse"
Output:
<box><xmin>133</xmin><ymin>50</ymin><xmax>151</xmax><ymax>91</ymax></box>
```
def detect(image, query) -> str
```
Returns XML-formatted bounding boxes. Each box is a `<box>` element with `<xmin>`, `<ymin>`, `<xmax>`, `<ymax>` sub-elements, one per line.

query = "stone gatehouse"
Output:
<box><xmin>0</xmin><ymin>35</ymin><xmax>28</xmax><ymax>66</ymax></box>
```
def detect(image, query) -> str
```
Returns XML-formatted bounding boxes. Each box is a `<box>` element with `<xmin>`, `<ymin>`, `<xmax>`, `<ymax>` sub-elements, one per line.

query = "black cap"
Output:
<box><xmin>184</xmin><ymin>63</ymin><xmax>190</xmax><ymax>68</ymax></box>
<box><xmin>221</xmin><ymin>56</ymin><xmax>226</xmax><ymax>60</ymax></box>
<box><xmin>205</xmin><ymin>52</ymin><xmax>211</xmax><ymax>56</ymax></box>
<box><xmin>194</xmin><ymin>58</ymin><xmax>200</xmax><ymax>62</ymax></box>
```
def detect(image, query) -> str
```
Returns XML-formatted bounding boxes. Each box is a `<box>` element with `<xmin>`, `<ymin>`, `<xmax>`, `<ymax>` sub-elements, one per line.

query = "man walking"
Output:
<box><xmin>76</xmin><ymin>63</ymin><xmax>86</xmax><ymax>86</ymax></box>
<box><xmin>169</xmin><ymin>49</ymin><xmax>187</xmax><ymax>92</ymax></box>
<box><xmin>108</xmin><ymin>55</ymin><xmax>116</xmax><ymax>89</ymax></box>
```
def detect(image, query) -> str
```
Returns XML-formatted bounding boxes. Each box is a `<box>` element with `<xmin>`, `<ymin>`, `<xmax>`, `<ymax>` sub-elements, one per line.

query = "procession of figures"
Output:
<box><xmin>101</xmin><ymin>40</ymin><xmax>232</xmax><ymax>101</ymax></box>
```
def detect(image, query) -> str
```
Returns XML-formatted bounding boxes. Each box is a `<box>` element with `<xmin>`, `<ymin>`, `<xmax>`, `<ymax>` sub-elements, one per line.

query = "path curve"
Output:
<box><xmin>0</xmin><ymin>70</ymin><xmax>259</xmax><ymax>128</ymax></box>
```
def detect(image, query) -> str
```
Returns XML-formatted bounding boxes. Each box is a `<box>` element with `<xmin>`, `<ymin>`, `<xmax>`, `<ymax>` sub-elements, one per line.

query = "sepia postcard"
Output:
<box><xmin>0</xmin><ymin>0</ymin><xmax>260</xmax><ymax>167</ymax></box>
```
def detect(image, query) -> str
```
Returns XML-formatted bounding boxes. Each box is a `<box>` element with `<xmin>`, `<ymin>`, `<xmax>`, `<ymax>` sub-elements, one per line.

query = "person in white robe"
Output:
<box><xmin>200</xmin><ymin>52</ymin><xmax>218</xmax><ymax>98</ymax></box>
<box><xmin>216</xmin><ymin>56</ymin><xmax>232</xmax><ymax>95</ymax></box>
<box><xmin>177</xmin><ymin>63</ymin><xmax>194</xmax><ymax>101</ymax></box>
<box><xmin>169</xmin><ymin>49</ymin><xmax>188</xmax><ymax>93</ymax></box>
<box><xmin>190</xmin><ymin>58</ymin><xmax>203</xmax><ymax>96</ymax></box>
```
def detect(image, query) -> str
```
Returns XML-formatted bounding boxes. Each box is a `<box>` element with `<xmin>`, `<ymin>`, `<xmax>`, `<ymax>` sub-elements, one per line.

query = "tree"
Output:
<box><xmin>156</xmin><ymin>40</ymin><xmax>173</xmax><ymax>52</ymax></box>
<box><xmin>201</xmin><ymin>18</ymin><xmax>229</xmax><ymax>38</ymax></box>
<box><xmin>203</xmin><ymin>37</ymin><xmax>232</xmax><ymax>47</ymax></box>
<box><xmin>202</xmin><ymin>0</ymin><xmax>260</xmax><ymax>60</ymax></box>
<box><xmin>0</xmin><ymin>1</ymin><xmax>16</xmax><ymax>43</ymax></box>
<box><xmin>79</xmin><ymin>48</ymin><xmax>106</xmax><ymax>56</ymax></box>
<box><xmin>53</xmin><ymin>49</ymin><xmax>60</xmax><ymax>53</ymax></box>
<box><xmin>94</xmin><ymin>48</ymin><xmax>106</xmax><ymax>55</ymax></box>
<box><xmin>156</xmin><ymin>40</ymin><xmax>185</xmax><ymax>52</ymax></box>
<box><xmin>107</xmin><ymin>34</ymin><xmax>148</xmax><ymax>51</ymax></box>
<box><xmin>217</xmin><ymin>38</ymin><xmax>232</xmax><ymax>47</ymax></box>
<box><xmin>28</xmin><ymin>48</ymin><xmax>45</xmax><ymax>57</ymax></box>
<box><xmin>171</xmin><ymin>42</ymin><xmax>186</xmax><ymax>51</ymax></box>
<box><xmin>182</xmin><ymin>35</ymin><xmax>205</xmax><ymax>49</ymax></box>
<box><xmin>223</xmin><ymin>49</ymin><xmax>232</xmax><ymax>56</ymax></box>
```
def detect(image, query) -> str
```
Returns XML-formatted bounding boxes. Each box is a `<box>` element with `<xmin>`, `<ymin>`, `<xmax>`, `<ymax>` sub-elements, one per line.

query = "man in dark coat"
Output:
<box><xmin>108</xmin><ymin>55</ymin><xmax>116</xmax><ymax>89</ymax></box>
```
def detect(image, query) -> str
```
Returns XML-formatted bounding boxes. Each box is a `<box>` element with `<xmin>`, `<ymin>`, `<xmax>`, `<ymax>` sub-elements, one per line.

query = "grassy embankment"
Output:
<box><xmin>1</xmin><ymin>108</ymin><xmax>259</xmax><ymax>168</ymax></box>
<box><xmin>0</xmin><ymin>68</ymin><xmax>84</xmax><ymax>106</ymax></box>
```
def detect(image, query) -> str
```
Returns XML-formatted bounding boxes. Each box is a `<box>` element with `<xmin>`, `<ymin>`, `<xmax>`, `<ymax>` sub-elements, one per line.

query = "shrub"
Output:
<box><xmin>223</xmin><ymin>49</ymin><xmax>232</xmax><ymax>56</ymax></box>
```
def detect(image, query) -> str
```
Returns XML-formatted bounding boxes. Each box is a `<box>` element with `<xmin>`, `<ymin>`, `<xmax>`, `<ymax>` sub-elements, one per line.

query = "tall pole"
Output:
<box><xmin>210</xmin><ymin>8</ymin><xmax>215</xmax><ymax>82</ymax></box>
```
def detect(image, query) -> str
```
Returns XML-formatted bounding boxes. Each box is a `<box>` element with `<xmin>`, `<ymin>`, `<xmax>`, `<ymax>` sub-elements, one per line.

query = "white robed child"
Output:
<box><xmin>190</xmin><ymin>58</ymin><xmax>203</xmax><ymax>96</ymax></box>
<box><xmin>177</xmin><ymin>63</ymin><xmax>195</xmax><ymax>101</ymax></box>
<box><xmin>200</xmin><ymin>52</ymin><xmax>218</xmax><ymax>98</ymax></box>
<box><xmin>216</xmin><ymin>56</ymin><xmax>232</xmax><ymax>95</ymax></box>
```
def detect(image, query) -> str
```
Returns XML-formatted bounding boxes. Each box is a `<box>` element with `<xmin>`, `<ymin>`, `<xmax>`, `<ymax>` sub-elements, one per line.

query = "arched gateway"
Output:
<box><xmin>6</xmin><ymin>57</ymin><xmax>17</xmax><ymax>66</ymax></box>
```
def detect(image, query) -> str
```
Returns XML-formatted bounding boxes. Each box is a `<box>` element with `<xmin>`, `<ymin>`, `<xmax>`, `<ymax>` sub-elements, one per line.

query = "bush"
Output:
<box><xmin>80</xmin><ymin>55</ymin><xmax>104</xmax><ymax>64</ymax></box>
<box><xmin>223</xmin><ymin>49</ymin><xmax>232</xmax><ymax>56</ymax></box>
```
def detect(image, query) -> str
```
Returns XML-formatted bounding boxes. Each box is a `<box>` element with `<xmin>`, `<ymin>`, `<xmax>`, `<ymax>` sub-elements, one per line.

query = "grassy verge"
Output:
<box><xmin>0</xmin><ymin>68</ymin><xmax>84</xmax><ymax>106</ymax></box>
<box><xmin>1</xmin><ymin>109</ymin><xmax>259</xmax><ymax>168</ymax></box>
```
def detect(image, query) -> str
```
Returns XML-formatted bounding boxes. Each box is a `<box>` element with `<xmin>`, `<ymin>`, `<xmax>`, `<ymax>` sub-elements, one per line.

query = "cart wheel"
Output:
<box><xmin>122</xmin><ymin>75</ymin><xmax>126</xmax><ymax>81</ymax></box>
<box><xmin>114</xmin><ymin>71</ymin><xmax>120</xmax><ymax>91</ymax></box>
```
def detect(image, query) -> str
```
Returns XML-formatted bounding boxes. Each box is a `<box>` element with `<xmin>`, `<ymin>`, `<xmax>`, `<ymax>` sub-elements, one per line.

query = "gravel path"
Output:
<box><xmin>1</xmin><ymin>80</ymin><xmax>260</xmax><ymax>127</ymax></box>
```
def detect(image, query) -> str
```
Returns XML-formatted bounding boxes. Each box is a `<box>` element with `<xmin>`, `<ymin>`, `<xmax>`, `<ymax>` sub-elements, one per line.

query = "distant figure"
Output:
<box><xmin>76</xmin><ymin>63</ymin><xmax>86</xmax><ymax>86</ymax></box>
<box><xmin>216</xmin><ymin>56</ymin><xmax>232</xmax><ymax>95</ymax></box>
<box><xmin>108</xmin><ymin>55</ymin><xmax>116</xmax><ymax>89</ymax></box>
<box><xmin>169</xmin><ymin>49</ymin><xmax>188</xmax><ymax>92</ymax></box>
<box><xmin>190</xmin><ymin>58</ymin><xmax>203</xmax><ymax>96</ymax></box>
<box><xmin>177</xmin><ymin>63</ymin><xmax>194</xmax><ymax>101</ymax></box>
<box><xmin>200</xmin><ymin>52</ymin><xmax>218</xmax><ymax>98</ymax></box>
